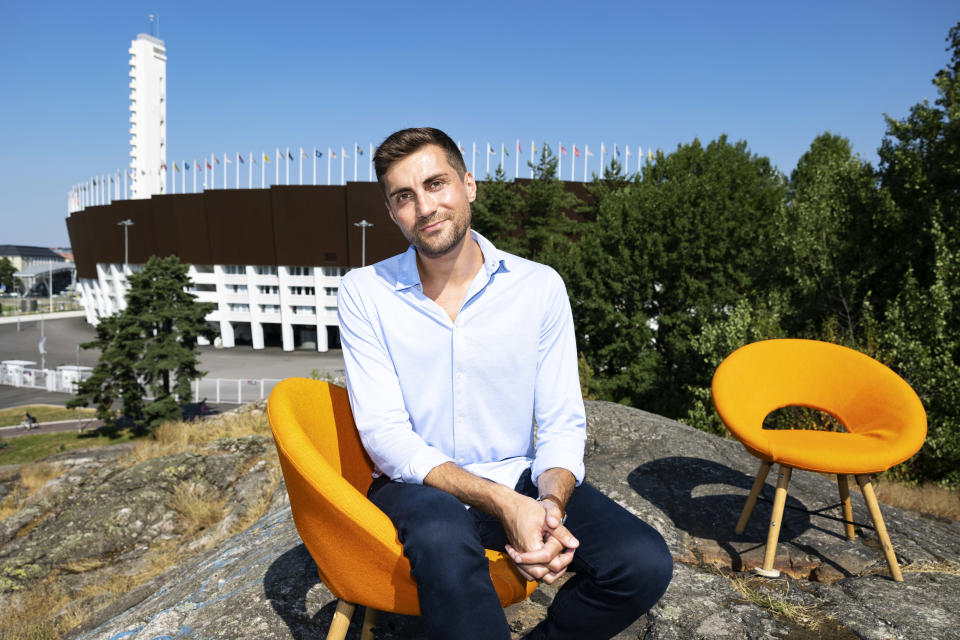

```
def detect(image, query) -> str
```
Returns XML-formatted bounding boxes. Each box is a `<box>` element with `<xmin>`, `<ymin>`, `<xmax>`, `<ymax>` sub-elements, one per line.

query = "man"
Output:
<box><xmin>337</xmin><ymin>127</ymin><xmax>672</xmax><ymax>639</ymax></box>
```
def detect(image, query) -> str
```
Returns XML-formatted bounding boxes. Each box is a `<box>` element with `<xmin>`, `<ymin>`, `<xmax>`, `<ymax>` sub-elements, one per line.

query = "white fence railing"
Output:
<box><xmin>1</xmin><ymin>363</ymin><xmax>280</xmax><ymax>405</ymax></box>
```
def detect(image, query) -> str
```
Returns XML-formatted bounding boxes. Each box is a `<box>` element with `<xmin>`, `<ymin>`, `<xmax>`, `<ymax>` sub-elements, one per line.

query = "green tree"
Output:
<box><xmin>878</xmin><ymin>22</ymin><xmax>960</xmax><ymax>294</ymax></box>
<box><xmin>778</xmin><ymin>133</ymin><xmax>896</xmax><ymax>341</ymax></box>
<box><xmin>471</xmin><ymin>165</ymin><xmax>521</xmax><ymax>253</ymax></box>
<box><xmin>570</xmin><ymin>136</ymin><xmax>786</xmax><ymax>416</ymax></box>
<box><xmin>514</xmin><ymin>143</ymin><xmax>582</xmax><ymax>265</ymax></box>
<box><xmin>0</xmin><ymin>257</ymin><xmax>16</xmax><ymax>294</ymax></box>
<box><xmin>70</xmin><ymin>255</ymin><xmax>215</xmax><ymax>433</ymax></box>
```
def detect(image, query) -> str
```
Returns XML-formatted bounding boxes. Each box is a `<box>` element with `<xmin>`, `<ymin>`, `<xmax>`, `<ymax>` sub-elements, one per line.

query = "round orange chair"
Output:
<box><xmin>268</xmin><ymin>378</ymin><xmax>537</xmax><ymax>639</ymax></box>
<box><xmin>712</xmin><ymin>339</ymin><xmax>927</xmax><ymax>581</ymax></box>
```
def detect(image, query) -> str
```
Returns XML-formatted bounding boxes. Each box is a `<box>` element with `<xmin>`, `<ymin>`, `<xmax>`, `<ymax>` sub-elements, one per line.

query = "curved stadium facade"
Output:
<box><xmin>66</xmin><ymin>183</ymin><xmax>408</xmax><ymax>352</ymax></box>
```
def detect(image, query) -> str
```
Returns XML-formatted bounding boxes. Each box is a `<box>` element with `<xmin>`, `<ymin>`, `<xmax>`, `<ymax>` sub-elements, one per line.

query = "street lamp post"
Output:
<box><xmin>354</xmin><ymin>219</ymin><xmax>373</xmax><ymax>267</ymax></box>
<box><xmin>117</xmin><ymin>219</ymin><xmax>134</xmax><ymax>269</ymax></box>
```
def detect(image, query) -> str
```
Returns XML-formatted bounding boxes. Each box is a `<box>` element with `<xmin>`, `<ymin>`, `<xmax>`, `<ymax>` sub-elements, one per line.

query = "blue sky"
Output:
<box><xmin>0</xmin><ymin>1</ymin><xmax>956</xmax><ymax>247</ymax></box>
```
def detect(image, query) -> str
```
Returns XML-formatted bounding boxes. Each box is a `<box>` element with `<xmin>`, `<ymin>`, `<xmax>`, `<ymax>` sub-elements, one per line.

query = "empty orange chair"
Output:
<box><xmin>268</xmin><ymin>378</ymin><xmax>537</xmax><ymax>640</ymax></box>
<box><xmin>712</xmin><ymin>339</ymin><xmax>927</xmax><ymax>581</ymax></box>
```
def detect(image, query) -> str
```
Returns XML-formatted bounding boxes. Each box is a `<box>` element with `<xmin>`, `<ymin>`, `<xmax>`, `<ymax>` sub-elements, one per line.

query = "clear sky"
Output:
<box><xmin>0</xmin><ymin>1</ymin><xmax>956</xmax><ymax>247</ymax></box>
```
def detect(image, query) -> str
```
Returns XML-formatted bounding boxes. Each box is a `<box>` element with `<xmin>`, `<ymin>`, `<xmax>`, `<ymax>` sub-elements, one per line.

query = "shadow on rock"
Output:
<box><xmin>627</xmin><ymin>456</ymin><xmax>851</xmax><ymax>576</ymax></box>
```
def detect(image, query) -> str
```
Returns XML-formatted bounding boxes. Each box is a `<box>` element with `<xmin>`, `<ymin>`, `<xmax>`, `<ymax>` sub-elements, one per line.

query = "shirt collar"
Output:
<box><xmin>394</xmin><ymin>229</ymin><xmax>508</xmax><ymax>291</ymax></box>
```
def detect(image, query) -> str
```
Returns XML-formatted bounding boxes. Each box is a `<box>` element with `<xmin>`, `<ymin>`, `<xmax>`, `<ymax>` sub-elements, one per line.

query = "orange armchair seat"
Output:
<box><xmin>712</xmin><ymin>339</ymin><xmax>927</xmax><ymax>581</ymax></box>
<box><xmin>268</xmin><ymin>378</ymin><xmax>536</xmax><ymax>639</ymax></box>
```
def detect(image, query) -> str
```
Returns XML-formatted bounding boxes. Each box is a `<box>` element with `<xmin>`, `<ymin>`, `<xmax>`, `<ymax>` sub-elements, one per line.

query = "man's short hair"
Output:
<box><xmin>374</xmin><ymin>127</ymin><xmax>467</xmax><ymax>192</ymax></box>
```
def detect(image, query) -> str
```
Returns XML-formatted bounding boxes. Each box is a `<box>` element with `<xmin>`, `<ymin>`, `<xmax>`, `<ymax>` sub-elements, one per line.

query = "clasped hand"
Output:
<box><xmin>503</xmin><ymin>495</ymin><xmax>578</xmax><ymax>584</ymax></box>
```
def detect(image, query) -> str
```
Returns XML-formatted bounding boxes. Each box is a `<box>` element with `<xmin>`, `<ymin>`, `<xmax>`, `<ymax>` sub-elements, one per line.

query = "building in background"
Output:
<box><xmin>128</xmin><ymin>32</ymin><xmax>166</xmax><ymax>199</ymax></box>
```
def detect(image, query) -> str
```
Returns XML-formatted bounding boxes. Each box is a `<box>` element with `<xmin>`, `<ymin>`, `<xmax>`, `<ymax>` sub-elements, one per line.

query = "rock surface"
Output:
<box><xmin>3</xmin><ymin>400</ymin><xmax>959</xmax><ymax>639</ymax></box>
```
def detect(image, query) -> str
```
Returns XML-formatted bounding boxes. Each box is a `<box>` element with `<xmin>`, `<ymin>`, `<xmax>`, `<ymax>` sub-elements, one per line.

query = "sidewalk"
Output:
<box><xmin>0</xmin><ymin>310</ymin><xmax>86</xmax><ymax>325</ymax></box>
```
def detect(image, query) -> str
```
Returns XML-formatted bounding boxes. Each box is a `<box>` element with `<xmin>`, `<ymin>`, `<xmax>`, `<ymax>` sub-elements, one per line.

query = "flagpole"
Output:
<box><xmin>486</xmin><ymin>143</ymin><xmax>490</xmax><ymax>178</ymax></box>
<box><xmin>312</xmin><ymin>147</ymin><xmax>317</xmax><ymax>185</ymax></box>
<box><xmin>471</xmin><ymin>142</ymin><xmax>476</xmax><ymax>176</ymax></box>
<box><xmin>327</xmin><ymin>148</ymin><xmax>332</xmax><ymax>185</ymax></box>
<box><xmin>600</xmin><ymin>143</ymin><xmax>605</xmax><ymax>176</ymax></box>
<box><xmin>583</xmin><ymin>146</ymin><xmax>589</xmax><ymax>182</ymax></box>
<box><xmin>515</xmin><ymin>139</ymin><xmax>520</xmax><ymax>178</ymax></box>
<box><xmin>353</xmin><ymin>142</ymin><xmax>358</xmax><ymax>182</ymax></box>
<box><xmin>247</xmin><ymin>152</ymin><xmax>252</xmax><ymax>188</ymax></box>
<box><xmin>274</xmin><ymin>149</ymin><xmax>279</xmax><ymax>185</ymax></box>
<box><xmin>340</xmin><ymin>147</ymin><xmax>345</xmax><ymax>186</ymax></box>
<box><xmin>557</xmin><ymin>142</ymin><xmax>562</xmax><ymax>180</ymax></box>
<box><xmin>572</xmin><ymin>147</ymin><xmax>576</xmax><ymax>183</ymax></box>
<box><xmin>530</xmin><ymin>139</ymin><xmax>535</xmax><ymax>179</ymax></box>
<box><xmin>223</xmin><ymin>152</ymin><xmax>227</xmax><ymax>187</ymax></box>
<box><xmin>369</xmin><ymin>144</ymin><xmax>374</xmax><ymax>181</ymax></box>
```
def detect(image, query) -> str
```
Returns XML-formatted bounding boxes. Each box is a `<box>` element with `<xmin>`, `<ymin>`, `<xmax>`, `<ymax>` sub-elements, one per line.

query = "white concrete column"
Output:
<box><xmin>277</xmin><ymin>265</ymin><xmax>294</xmax><ymax>352</ymax></box>
<box><xmin>245</xmin><ymin>265</ymin><xmax>265</xmax><ymax>350</ymax></box>
<box><xmin>213</xmin><ymin>265</ymin><xmax>235</xmax><ymax>348</ymax></box>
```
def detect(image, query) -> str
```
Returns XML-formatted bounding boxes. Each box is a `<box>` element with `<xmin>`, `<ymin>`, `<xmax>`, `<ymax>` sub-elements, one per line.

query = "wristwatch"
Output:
<box><xmin>537</xmin><ymin>494</ymin><xmax>567</xmax><ymax>524</ymax></box>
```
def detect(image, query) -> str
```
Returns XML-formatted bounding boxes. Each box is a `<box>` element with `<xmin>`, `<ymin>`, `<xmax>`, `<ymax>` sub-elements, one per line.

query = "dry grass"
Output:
<box><xmin>18</xmin><ymin>462</ymin><xmax>65</xmax><ymax>493</ymax></box>
<box><xmin>1</xmin><ymin>406</ymin><xmax>277</xmax><ymax>640</ymax></box>
<box><xmin>0</xmin><ymin>489</ymin><xmax>26</xmax><ymax>521</ymax></box>
<box><xmin>124</xmin><ymin>407</ymin><xmax>271</xmax><ymax>466</ymax></box>
<box><xmin>874</xmin><ymin>480</ymin><xmax>960</xmax><ymax>520</ymax></box>
<box><xmin>712</xmin><ymin>564</ymin><xmax>824</xmax><ymax>630</ymax></box>
<box><xmin>169</xmin><ymin>481</ymin><xmax>227</xmax><ymax>532</ymax></box>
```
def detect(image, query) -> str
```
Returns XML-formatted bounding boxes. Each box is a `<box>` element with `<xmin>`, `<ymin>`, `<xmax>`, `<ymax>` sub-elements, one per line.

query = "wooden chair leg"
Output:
<box><xmin>360</xmin><ymin>607</ymin><xmax>379</xmax><ymax>640</ymax></box>
<box><xmin>756</xmin><ymin>465</ymin><xmax>791</xmax><ymax>578</ymax></box>
<box><xmin>326</xmin><ymin>600</ymin><xmax>355</xmax><ymax>640</ymax></box>
<box><xmin>736</xmin><ymin>460</ymin><xmax>772</xmax><ymax>534</ymax></box>
<box><xmin>856</xmin><ymin>475</ymin><xmax>903</xmax><ymax>582</ymax></box>
<box><xmin>837</xmin><ymin>474</ymin><xmax>856</xmax><ymax>540</ymax></box>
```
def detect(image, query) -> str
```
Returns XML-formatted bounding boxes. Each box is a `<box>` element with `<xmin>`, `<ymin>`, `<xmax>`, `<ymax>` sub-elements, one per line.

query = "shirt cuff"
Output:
<box><xmin>531</xmin><ymin>448</ymin><xmax>585</xmax><ymax>487</ymax></box>
<box><xmin>399</xmin><ymin>447</ymin><xmax>455</xmax><ymax>485</ymax></box>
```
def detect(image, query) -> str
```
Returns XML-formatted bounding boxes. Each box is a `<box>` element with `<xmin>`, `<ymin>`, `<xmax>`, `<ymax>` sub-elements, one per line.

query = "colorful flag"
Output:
<box><xmin>174</xmin><ymin>163</ymin><xmax>180</xmax><ymax>171</ymax></box>
<box><xmin>517</xmin><ymin>142</ymin><xmax>523</xmax><ymax>153</ymax></box>
<box><xmin>488</xmin><ymin>144</ymin><xmax>496</xmax><ymax>155</ymax></box>
<box><xmin>162</xmin><ymin>163</ymin><xmax>167</xmax><ymax>170</ymax></box>
<box><xmin>239</xmin><ymin>154</ymin><xmax>245</xmax><ymax>163</ymax></box>
<box><xmin>503</xmin><ymin>144</ymin><xmax>509</xmax><ymax>157</ymax></box>
<box><xmin>302</xmin><ymin>149</ymin><xmax>309</xmax><ymax>159</ymax></box>
<box><xmin>195</xmin><ymin>161</ymin><xmax>201</xmax><ymax>169</ymax></box>
<box><xmin>561</xmin><ymin>145</ymin><xmax>567</xmax><ymax>156</ymax></box>
<box><xmin>214</xmin><ymin>155</ymin><xmax>220</xmax><ymax>165</ymax></box>
<box><xmin>263</xmin><ymin>153</ymin><xmax>270</xmax><ymax>163</ymax></box>
<box><xmin>185</xmin><ymin>163</ymin><xmax>190</xmax><ymax>171</ymax></box>
<box><xmin>586</xmin><ymin>147</ymin><xmax>594</xmax><ymax>157</ymax></box>
<box><xmin>316</xmin><ymin>149</ymin><xmax>323</xmax><ymax>158</ymax></box>
<box><xmin>225</xmin><ymin>155</ymin><xmax>232</xmax><ymax>164</ymax></box>
<box><xmin>532</xmin><ymin>142</ymin><xmax>537</xmax><ymax>153</ymax></box>
<box><xmin>648</xmin><ymin>149</ymin><xmax>653</xmax><ymax>160</ymax></box>
<box><xmin>615</xmin><ymin>145</ymin><xmax>620</xmax><ymax>157</ymax></box>
<box><xmin>574</xmin><ymin>146</ymin><xmax>581</xmax><ymax>158</ymax></box>
<box><xmin>206</xmin><ymin>161</ymin><xmax>212</xmax><ymax>170</ymax></box>
<box><xmin>356</xmin><ymin>144</ymin><xmax>364</xmax><ymax>155</ymax></box>
<box><xmin>331</xmin><ymin>150</ymin><xmax>337</xmax><ymax>159</ymax></box>
<box><xmin>287</xmin><ymin>150</ymin><xmax>294</xmax><ymax>160</ymax></box>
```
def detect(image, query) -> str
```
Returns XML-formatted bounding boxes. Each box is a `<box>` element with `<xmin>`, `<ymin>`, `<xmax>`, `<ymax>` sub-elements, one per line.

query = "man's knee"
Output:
<box><xmin>614</xmin><ymin>521</ymin><xmax>673</xmax><ymax>607</ymax></box>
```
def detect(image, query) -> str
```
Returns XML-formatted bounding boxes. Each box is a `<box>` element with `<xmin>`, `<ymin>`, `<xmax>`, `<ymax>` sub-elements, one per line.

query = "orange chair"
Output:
<box><xmin>712</xmin><ymin>339</ymin><xmax>927</xmax><ymax>581</ymax></box>
<box><xmin>267</xmin><ymin>378</ymin><xmax>537</xmax><ymax>640</ymax></box>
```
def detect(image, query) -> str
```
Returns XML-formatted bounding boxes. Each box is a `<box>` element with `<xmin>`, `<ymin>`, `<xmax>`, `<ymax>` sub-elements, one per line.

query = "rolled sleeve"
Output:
<box><xmin>532</xmin><ymin>270</ymin><xmax>587</xmax><ymax>486</ymax></box>
<box><xmin>338</xmin><ymin>273</ymin><xmax>453</xmax><ymax>483</ymax></box>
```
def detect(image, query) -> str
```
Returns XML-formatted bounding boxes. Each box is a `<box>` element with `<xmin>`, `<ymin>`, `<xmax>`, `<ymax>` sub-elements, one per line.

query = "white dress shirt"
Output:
<box><xmin>337</xmin><ymin>230</ymin><xmax>586</xmax><ymax>491</ymax></box>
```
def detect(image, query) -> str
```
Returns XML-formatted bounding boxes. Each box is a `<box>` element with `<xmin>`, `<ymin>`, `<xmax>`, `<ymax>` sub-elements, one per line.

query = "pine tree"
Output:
<box><xmin>471</xmin><ymin>165</ymin><xmax>521</xmax><ymax>253</ymax></box>
<box><xmin>70</xmin><ymin>255</ymin><xmax>215</xmax><ymax>433</ymax></box>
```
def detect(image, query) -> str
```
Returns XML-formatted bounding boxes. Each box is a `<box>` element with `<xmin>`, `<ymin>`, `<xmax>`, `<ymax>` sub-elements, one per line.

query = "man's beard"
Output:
<box><xmin>407</xmin><ymin>208</ymin><xmax>471</xmax><ymax>258</ymax></box>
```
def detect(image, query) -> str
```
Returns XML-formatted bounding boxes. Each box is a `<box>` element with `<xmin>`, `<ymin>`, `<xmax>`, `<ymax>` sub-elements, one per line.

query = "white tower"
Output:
<box><xmin>128</xmin><ymin>26</ymin><xmax>166</xmax><ymax>199</ymax></box>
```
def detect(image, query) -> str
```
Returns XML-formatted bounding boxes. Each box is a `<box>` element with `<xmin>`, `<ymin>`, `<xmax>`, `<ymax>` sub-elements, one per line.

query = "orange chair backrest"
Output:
<box><xmin>712</xmin><ymin>339</ymin><xmax>927</xmax><ymax>466</ymax></box>
<box><xmin>268</xmin><ymin>377</ymin><xmax>419</xmax><ymax>612</ymax></box>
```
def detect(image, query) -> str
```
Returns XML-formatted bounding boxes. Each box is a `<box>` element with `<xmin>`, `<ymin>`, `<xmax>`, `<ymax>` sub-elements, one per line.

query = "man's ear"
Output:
<box><xmin>463</xmin><ymin>171</ymin><xmax>477</xmax><ymax>204</ymax></box>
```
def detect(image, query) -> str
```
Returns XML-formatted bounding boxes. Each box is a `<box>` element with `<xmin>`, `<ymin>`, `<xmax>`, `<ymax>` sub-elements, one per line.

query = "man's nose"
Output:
<box><xmin>416</xmin><ymin>190</ymin><xmax>438</xmax><ymax>217</ymax></box>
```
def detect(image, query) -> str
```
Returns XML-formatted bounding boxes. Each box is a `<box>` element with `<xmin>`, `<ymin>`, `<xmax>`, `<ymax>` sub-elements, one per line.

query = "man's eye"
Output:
<box><xmin>429</xmin><ymin>180</ymin><xmax>444</xmax><ymax>190</ymax></box>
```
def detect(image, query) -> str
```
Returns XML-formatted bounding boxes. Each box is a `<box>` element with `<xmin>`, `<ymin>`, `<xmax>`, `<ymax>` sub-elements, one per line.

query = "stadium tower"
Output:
<box><xmin>128</xmin><ymin>24</ymin><xmax>166</xmax><ymax>198</ymax></box>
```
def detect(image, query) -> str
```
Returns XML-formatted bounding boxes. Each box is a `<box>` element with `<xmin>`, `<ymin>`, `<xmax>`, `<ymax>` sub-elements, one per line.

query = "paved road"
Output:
<box><xmin>1</xmin><ymin>315</ymin><xmax>345</xmax><ymax>410</ymax></box>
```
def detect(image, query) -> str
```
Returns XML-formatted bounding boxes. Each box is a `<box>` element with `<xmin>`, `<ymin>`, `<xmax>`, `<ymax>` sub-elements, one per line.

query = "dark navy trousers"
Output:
<box><xmin>368</xmin><ymin>470</ymin><xmax>673</xmax><ymax>640</ymax></box>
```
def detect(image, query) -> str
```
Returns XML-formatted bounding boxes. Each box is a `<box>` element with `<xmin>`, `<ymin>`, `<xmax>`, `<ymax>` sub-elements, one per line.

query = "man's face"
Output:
<box><xmin>382</xmin><ymin>144</ymin><xmax>476</xmax><ymax>258</ymax></box>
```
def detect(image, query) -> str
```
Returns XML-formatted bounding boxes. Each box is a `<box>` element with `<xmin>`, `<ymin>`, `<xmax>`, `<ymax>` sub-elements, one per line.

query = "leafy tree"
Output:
<box><xmin>70</xmin><ymin>255</ymin><xmax>215</xmax><ymax>433</ymax></box>
<box><xmin>878</xmin><ymin>22</ymin><xmax>960</xmax><ymax>294</ymax></box>
<box><xmin>777</xmin><ymin>133</ymin><xmax>896</xmax><ymax>340</ymax></box>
